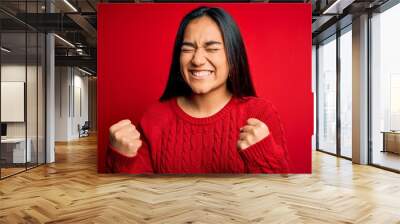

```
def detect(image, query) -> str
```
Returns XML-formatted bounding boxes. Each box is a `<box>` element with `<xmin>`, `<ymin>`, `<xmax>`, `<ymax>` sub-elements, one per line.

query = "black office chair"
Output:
<box><xmin>78</xmin><ymin>121</ymin><xmax>90</xmax><ymax>138</ymax></box>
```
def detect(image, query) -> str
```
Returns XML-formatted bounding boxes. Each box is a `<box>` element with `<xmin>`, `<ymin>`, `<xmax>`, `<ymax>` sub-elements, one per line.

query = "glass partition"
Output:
<box><xmin>0</xmin><ymin>1</ymin><xmax>46</xmax><ymax>179</ymax></box>
<box><xmin>1</xmin><ymin>30</ymin><xmax>28</xmax><ymax>177</ymax></box>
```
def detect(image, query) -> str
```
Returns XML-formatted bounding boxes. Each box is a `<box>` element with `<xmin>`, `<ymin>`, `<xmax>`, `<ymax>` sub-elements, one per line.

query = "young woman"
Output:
<box><xmin>107</xmin><ymin>6</ymin><xmax>290</xmax><ymax>174</ymax></box>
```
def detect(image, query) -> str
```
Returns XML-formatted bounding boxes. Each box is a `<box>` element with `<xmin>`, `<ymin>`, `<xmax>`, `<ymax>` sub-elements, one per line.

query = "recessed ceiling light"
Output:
<box><xmin>78</xmin><ymin>67</ymin><xmax>93</xmax><ymax>76</ymax></box>
<box><xmin>322</xmin><ymin>0</ymin><xmax>354</xmax><ymax>15</ymax></box>
<box><xmin>1</xmin><ymin>47</ymin><xmax>11</xmax><ymax>53</ymax></box>
<box><xmin>63</xmin><ymin>0</ymin><xmax>78</xmax><ymax>12</ymax></box>
<box><xmin>54</xmin><ymin>34</ymin><xmax>75</xmax><ymax>48</ymax></box>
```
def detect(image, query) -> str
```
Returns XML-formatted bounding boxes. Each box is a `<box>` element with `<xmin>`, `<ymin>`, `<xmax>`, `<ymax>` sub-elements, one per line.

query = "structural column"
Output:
<box><xmin>46</xmin><ymin>0</ymin><xmax>55</xmax><ymax>163</ymax></box>
<box><xmin>352</xmin><ymin>14</ymin><xmax>369</xmax><ymax>164</ymax></box>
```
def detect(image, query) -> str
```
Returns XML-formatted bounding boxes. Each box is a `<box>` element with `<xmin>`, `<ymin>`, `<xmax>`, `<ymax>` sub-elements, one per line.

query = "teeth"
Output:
<box><xmin>192</xmin><ymin>71</ymin><xmax>211</xmax><ymax>77</ymax></box>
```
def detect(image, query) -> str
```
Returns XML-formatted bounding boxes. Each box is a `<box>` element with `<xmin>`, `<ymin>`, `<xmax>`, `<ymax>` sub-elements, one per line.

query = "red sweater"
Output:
<box><xmin>107</xmin><ymin>96</ymin><xmax>290</xmax><ymax>174</ymax></box>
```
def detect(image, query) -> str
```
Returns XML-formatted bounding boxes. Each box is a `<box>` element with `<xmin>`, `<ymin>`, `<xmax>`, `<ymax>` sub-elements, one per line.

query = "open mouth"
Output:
<box><xmin>190</xmin><ymin>70</ymin><xmax>214</xmax><ymax>79</ymax></box>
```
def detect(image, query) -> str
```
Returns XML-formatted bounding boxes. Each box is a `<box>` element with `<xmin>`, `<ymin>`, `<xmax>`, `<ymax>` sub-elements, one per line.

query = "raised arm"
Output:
<box><xmin>106</xmin><ymin>119</ymin><xmax>153</xmax><ymax>174</ymax></box>
<box><xmin>237</xmin><ymin>104</ymin><xmax>290</xmax><ymax>173</ymax></box>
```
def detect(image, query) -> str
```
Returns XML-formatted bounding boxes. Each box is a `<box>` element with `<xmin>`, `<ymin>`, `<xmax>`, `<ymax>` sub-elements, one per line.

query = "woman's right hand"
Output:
<box><xmin>109</xmin><ymin>119</ymin><xmax>142</xmax><ymax>157</ymax></box>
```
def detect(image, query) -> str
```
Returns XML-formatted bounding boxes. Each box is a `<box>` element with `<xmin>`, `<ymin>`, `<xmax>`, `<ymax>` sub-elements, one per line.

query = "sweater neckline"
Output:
<box><xmin>170</xmin><ymin>96</ymin><xmax>236</xmax><ymax>125</ymax></box>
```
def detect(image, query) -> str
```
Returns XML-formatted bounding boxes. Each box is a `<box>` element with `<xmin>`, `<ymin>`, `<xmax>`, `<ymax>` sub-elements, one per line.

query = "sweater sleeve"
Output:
<box><xmin>239</xmin><ymin>102</ymin><xmax>290</xmax><ymax>174</ymax></box>
<box><xmin>106</xmin><ymin>141</ymin><xmax>154</xmax><ymax>174</ymax></box>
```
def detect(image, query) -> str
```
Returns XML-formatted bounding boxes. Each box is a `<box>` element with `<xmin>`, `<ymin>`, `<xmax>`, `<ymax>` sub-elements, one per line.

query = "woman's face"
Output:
<box><xmin>180</xmin><ymin>16</ymin><xmax>229</xmax><ymax>95</ymax></box>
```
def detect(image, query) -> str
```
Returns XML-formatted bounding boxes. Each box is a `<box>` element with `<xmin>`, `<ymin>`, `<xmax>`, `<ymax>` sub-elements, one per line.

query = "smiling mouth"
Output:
<box><xmin>190</xmin><ymin>70</ymin><xmax>214</xmax><ymax>78</ymax></box>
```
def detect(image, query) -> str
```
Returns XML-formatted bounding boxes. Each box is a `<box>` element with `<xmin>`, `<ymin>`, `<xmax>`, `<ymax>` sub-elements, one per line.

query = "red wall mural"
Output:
<box><xmin>97</xmin><ymin>3</ymin><xmax>313</xmax><ymax>173</ymax></box>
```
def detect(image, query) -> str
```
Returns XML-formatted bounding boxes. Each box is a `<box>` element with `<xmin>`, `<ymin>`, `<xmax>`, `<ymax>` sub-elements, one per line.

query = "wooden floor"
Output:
<box><xmin>1</xmin><ymin>162</ymin><xmax>46</xmax><ymax>178</ymax></box>
<box><xmin>1</xmin><ymin>134</ymin><xmax>400</xmax><ymax>223</ymax></box>
<box><xmin>1</xmin><ymin>167</ymin><xmax>26</xmax><ymax>178</ymax></box>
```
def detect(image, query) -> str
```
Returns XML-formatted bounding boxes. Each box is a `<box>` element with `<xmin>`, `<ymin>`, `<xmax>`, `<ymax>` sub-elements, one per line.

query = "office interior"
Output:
<box><xmin>0</xmin><ymin>0</ymin><xmax>400</xmax><ymax>222</ymax></box>
<box><xmin>0</xmin><ymin>0</ymin><xmax>97</xmax><ymax>178</ymax></box>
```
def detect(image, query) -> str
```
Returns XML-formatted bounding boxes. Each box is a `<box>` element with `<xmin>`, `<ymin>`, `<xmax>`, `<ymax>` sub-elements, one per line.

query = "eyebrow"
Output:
<box><xmin>204</xmin><ymin>41</ymin><xmax>223</xmax><ymax>47</ymax></box>
<box><xmin>181</xmin><ymin>41</ymin><xmax>223</xmax><ymax>48</ymax></box>
<box><xmin>182</xmin><ymin>42</ymin><xmax>196</xmax><ymax>48</ymax></box>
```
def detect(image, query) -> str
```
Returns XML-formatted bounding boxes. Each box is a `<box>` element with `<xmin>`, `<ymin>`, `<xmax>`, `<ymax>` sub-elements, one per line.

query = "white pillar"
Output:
<box><xmin>46</xmin><ymin>33</ymin><xmax>55</xmax><ymax>163</ymax></box>
<box><xmin>46</xmin><ymin>1</ymin><xmax>55</xmax><ymax>163</ymax></box>
<box><xmin>352</xmin><ymin>14</ymin><xmax>369</xmax><ymax>164</ymax></box>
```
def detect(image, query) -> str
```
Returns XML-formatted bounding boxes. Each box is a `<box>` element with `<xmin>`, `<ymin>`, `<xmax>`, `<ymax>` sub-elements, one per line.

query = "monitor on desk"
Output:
<box><xmin>1</xmin><ymin>123</ymin><xmax>7</xmax><ymax>139</ymax></box>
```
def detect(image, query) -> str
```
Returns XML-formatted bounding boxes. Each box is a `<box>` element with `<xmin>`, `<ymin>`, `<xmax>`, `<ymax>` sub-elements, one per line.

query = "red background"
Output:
<box><xmin>97</xmin><ymin>3</ymin><xmax>312</xmax><ymax>173</ymax></box>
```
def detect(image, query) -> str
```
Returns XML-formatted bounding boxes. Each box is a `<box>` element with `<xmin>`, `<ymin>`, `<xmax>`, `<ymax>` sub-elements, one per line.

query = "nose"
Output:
<box><xmin>191</xmin><ymin>48</ymin><xmax>207</xmax><ymax>66</ymax></box>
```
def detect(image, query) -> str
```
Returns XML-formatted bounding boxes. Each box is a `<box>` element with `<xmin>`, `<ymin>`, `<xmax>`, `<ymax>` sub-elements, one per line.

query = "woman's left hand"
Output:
<box><xmin>237</xmin><ymin>118</ymin><xmax>270</xmax><ymax>150</ymax></box>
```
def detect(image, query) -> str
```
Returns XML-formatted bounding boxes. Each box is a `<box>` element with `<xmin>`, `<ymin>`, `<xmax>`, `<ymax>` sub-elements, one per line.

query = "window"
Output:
<box><xmin>370</xmin><ymin>2</ymin><xmax>400</xmax><ymax>171</ymax></box>
<box><xmin>339</xmin><ymin>28</ymin><xmax>352</xmax><ymax>158</ymax></box>
<box><xmin>317</xmin><ymin>35</ymin><xmax>337</xmax><ymax>154</ymax></box>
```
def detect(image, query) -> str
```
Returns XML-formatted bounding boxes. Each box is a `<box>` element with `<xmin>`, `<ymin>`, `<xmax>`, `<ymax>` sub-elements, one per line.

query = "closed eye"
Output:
<box><xmin>206</xmin><ymin>48</ymin><xmax>221</xmax><ymax>52</ymax></box>
<box><xmin>181</xmin><ymin>48</ymin><xmax>195</xmax><ymax>53</ymax></box>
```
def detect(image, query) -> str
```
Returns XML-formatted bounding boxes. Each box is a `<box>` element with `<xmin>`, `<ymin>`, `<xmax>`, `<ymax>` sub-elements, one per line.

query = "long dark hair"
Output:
<box><xmin>159</xmin><ymin>6</ymin><xmax>256</xmax><ymax>101</ymax></box>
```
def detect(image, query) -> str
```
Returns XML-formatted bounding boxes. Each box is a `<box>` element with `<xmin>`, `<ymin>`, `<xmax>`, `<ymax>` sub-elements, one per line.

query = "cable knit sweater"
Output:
<box><xmin>107</xmin><ymin>96</ymin><xmax>290</xmax><ymax>174</ymax></box>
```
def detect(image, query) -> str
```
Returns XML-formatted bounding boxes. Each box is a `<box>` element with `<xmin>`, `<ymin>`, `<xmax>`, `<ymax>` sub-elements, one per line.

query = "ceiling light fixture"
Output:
<box><xmin>1</xmin><ymin>47</ymin><xmax>11</xmax><ymax>53</ymax></box>
<box><xmin>63</xmin><ymin>0</ymin><xmax>78</xmax><ymax>12</ymax></box>
<box><xmin>78</xmin><ymin>67</ymin><xmax>93</xmax><ymax>76</ymax></box>
<box><xmin>54</xmin><ymin>34</ymin><xmax>75</xmax><ymax>48</ymax></box>
<box><xmin>322</xmin><ymin>0</ymin><xmax>354</xmax><ymax>15</ymax></box>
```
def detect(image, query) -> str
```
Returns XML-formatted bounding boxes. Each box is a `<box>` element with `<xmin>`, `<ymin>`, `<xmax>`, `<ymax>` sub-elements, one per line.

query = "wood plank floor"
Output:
<box><xmin>1</xmin><ymin>134</ymin><xmax>400</xmax><ymax>223</ymax></box>
<box><xmin>1</xmin><ymin>167</ymin><xmax>26</xmax><ymax>178</ymax></box>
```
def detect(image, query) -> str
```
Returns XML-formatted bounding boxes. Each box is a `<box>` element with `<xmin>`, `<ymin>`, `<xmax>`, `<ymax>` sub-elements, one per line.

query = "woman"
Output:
<box><xmin>107</xmin><ymin>6</ymin><xmax>290</xmax><ymax>174</ymax></box>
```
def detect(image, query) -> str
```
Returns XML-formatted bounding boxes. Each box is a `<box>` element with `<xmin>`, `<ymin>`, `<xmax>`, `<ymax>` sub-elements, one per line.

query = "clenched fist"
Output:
<box><xmin>109</xmin><ymin>119</ymin><xmax>142</xmax><ymax>157</ymax></box>
<box><xmin>237</xmin><ymin>118</ymin><xmax>270</xmax><ymax>150</ymax></box>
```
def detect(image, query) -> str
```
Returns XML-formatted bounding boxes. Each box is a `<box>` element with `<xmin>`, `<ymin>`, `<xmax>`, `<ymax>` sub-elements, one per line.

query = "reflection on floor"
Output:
<box><xmin>1</xmin><ymin>167</ymin><xmax>25</xmax><ymax>178</ymax></box>
<box><xmin>373</xmin><ymin>150</ymin><xmax>400</xmax><ymax>171</ymax></box>
<box><xmin>0</xmin><ymin>135</ymin><xmax>400</xmax><ymax>223</ymax></box>
<box><xmin>0</xmin><ymin>163</ymin><xmax>42</xmax><ymax>178</ymax></box>
<box><xmin>341</xmin><ymin>147</ymin><xmax>352</xmax><ymax>158</ymax></box>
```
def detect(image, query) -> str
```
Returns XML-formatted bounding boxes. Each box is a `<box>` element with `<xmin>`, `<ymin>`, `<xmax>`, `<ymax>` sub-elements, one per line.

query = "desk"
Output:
<box><xmin>382</xmin><ymin>131</ymin><xmax>400</xmax><ymax>154</ymax></box>
<box><xmin>1</xmin><ymin>138</ymin><xmax>31</xmax><ymax>163</ymax></box>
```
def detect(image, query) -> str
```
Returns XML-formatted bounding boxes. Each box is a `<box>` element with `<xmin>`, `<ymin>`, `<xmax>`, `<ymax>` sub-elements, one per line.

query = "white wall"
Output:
<box><xmin>55</xmin><ymin>67</ymin><xmax>89</xmax><ymax>141</ymax></box>
<box><xmin>1</xmin><ymin>64</ymin><xmax>41</xmax><ymax>138</ymax></box>
<box><xmin>55</xmin><ymin>66</ymin><xmax>69</xmax><ymax>141</ymax></box>
<box><xmin>72</xmin><ymin>73</ymin><xmax>89</xmax><ymax>138</ymax></box>
<box><xmin>1</xmin><ymin>65</ymin><xmax>26</xmax><ymax>140</ymax></box>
